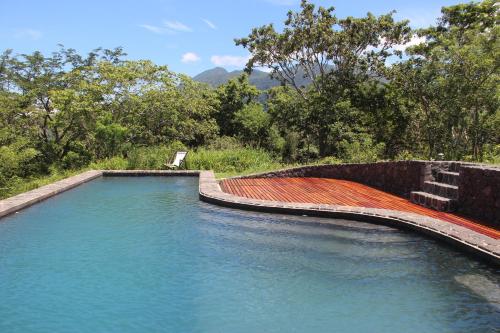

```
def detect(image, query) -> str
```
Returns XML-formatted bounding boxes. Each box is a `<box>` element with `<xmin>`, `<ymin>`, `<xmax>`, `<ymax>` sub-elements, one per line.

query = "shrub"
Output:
<box><xmin>59</xmin><ymin>142</ymin><xmax>92</xmax><ymax>170</ymax></box>
<box><xmin>481</xmin><ymin>144</ymin><xmax>500</xmax><ymax>164</ymax></box>
<box><xmin>338</xmin><ymin>135</ymin><xmax>385</xmax><ymax>163</ymax></box>
<box><xmin>282</xmin><ymin>131</ymin><xmax>300</xmax><ymax>162</ymax></box>
<box><xmin>126</xmin><ymin>142</ymin><xmax>186</xmax><ymax>170</ymax></box>
<box><xmin>185</xmin><ymin>147</ymin><xmax>281</xmax><ymax>175</ymax></box>
<box><xmin>90</xmin><ymin>157</ymin><xmax>128</xmax><ymax>170</ymax></box>
<box><xmin>60</xmin><ymin>151</ymin><xmax>91</xmax><ymax>170</ymax></box>
<box><xmin>317</xmin><ymin>156</ymin><xmax>343</xmax><ymax>165</ymax></box>
<box><xmin>207</xmin><ymin>136</ymin><xmax>243</xmax><ymax>150</ymax></box>
<box><xmin>394</xmin><ymin>150</ymin><xmax>419</xmax><ymax>161</ymax></box>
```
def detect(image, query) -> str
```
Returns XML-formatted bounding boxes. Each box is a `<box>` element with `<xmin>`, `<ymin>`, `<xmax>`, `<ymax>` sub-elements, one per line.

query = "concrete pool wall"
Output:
<box><xmin>0</xmin><ymin>169</ymin><xmax>498</xmax><ymax>265</ymax></box>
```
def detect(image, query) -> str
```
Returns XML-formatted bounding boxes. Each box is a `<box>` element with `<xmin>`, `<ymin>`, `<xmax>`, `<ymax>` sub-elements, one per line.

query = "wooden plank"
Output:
<box><xmin>220</xmin><ymin>177</ymin><xmax>499</xmax><ymax>239</ymax></box>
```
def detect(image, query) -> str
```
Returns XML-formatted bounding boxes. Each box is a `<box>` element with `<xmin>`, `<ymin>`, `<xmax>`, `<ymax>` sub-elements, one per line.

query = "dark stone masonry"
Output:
<box><xmin>241</xmin><ymin>161</ymin><xmax>430</xmax><ymax>197</ymax></box>
<box><xmin>459</xmin><ymin>165</ymin><xmax>500</xmax><ymax>225</ymax></box>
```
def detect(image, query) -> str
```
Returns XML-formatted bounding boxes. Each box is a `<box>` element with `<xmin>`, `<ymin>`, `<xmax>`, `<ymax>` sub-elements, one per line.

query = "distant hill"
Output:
<box><xmin>193</xmin><ymin>66</ymin><xmax>320</xmax><ymax>90</ymax></box>
<box><xmin>192</xmin><ymin>67</ymin><xmax>281</xmax><ymax>90</ymax></box>
<box><xmin>193</xmin><ymin>66</ymin><xmax>386</xmax><ymax>91</ymax></box>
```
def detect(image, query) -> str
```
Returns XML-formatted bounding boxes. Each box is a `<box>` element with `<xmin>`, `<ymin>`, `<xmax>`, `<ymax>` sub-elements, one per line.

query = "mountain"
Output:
<box><xmin>193</xmin><ymin>66</ymin><xmax>386</xmax><ymax>91</ymax></box>
<box><xmin>193</xmin><ymin>67</ymin><xmax>281</xmax><ymax>90</ymax></box>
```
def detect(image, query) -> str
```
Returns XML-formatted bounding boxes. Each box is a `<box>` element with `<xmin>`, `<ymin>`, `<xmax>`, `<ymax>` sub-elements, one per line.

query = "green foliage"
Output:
<box><xmin>317</xmin><ymin>156</ymin><xmax>343</xmax><ymax>165</ymax></box>
<box><xmin>0</xmin><ymin>145</ymin><xmax>39</xmax><ymax>186</ymax></box>
<box><xmin>394</xmin><ymin>150</ymin><xmax>420</xmax><ymax>162</ymax></box>
<box><xmin>185</xmin><ymin>147</ymin><xmax>280</xmax><ymax>175</ymax></box>
<box><xmin>1</xmin><ymin>1</ymin><xmax>499</xmax><ymax>200</ymax></box>
<box><xmin>127</xmin><ymin>142</ymin><xmax>186</xmax><ymax>170</ymax></box>
<box><xmin>0</xmin><ymin>167</ymin><xmax>82</xmax><ymax>200</ymax></box>
<box><xmin>60</xmin><ymin>151</ymin><xmax>91</xmax><ymax>170</ymax></box>
<box><xmin>215</xmin><ymin>74</ymin><xmax>259</xmax><ymax>137</ymax></box>
<box><xmin>234</xmin><ymin>102</ymin><xmax>271</xmax><ymax>146</ymax></box>
<box><xmin>391</xmin><ymin>0</ymin><xmax>499</xmax><ymax>160</ymax></box>
<box><xmin>206</xmin><ymin>136</ymin><xmax>243</xmax><ymax>150</ymax></box>
<box><xmin>236</xmin><ymin>0</ymin><xmax>411</xmax><ymax>156</ymax></box>
<box><xmin>482</xmin><ymin>145</ymin><xmax>500</xmax><ymax>165</ymax></box>
<box><xmin>94</xmin><ymin>114</ymin><xmax>129</xmax><ymax>159</ymax></box>
<box><xmin>90</xmin><ymin>157</ymin><xmax>129</xmax><ymax>170</ymax></box>
<box><xmin>338</xmin><ymin>135</ymin><xmax>385</xmax><ymax>163</ymax></box>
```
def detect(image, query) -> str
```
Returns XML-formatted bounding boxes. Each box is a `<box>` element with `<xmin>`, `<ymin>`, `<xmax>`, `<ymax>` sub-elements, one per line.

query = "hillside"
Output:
<box><xmin>193</xmin><ymin>67</ymin><xmax>317</xmax><ymax>90</ymax></box>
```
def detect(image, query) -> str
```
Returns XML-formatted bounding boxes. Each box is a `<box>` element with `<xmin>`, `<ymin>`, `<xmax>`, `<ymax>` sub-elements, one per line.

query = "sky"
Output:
<box><xmin>0</xmin><ymin>0</ymin><xmax>461</xmax><ymax>76</ymax></box>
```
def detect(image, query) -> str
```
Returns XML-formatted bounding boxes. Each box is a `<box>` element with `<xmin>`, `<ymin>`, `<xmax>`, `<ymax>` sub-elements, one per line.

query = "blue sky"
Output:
<box><xmin>0</xmin><ymin>0</ymin><xmax>460</xmax><ymax>76</ymax></box>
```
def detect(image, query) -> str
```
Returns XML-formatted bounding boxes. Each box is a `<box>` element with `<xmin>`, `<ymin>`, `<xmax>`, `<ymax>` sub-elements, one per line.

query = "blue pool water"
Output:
<box><xmin>0</xmin><ymin>177</ymin><xmax>498</xmax><ymax>332</ymax></box>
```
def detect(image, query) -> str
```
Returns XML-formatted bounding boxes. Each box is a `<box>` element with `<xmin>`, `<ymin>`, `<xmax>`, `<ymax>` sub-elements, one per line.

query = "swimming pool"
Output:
<box><xmin>0</xmin><ymin>177</ymin><xmax>498</xmax><ymax>332</ymax></box>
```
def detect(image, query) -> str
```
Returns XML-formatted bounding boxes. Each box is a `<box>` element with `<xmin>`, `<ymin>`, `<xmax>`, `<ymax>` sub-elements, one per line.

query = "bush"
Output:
<box><xmin>282</xmin><ymin>131</ymin><xmax>300</xmax><ymax>162</ymax></box>
<box><xmin>394</xmin><ymin>150</ymin><xmax>419</xmax><ymax>161</ymax></box>
<box><xmin>59</xmin><ymin>142</ymin><xmax>92</xmax><ymax>170</ymax></box>
<box><xmin>317</xmin><ymin>156</ymin><xmax>343</xmax><ymax>165</ymax></box>
<box><xmin>338</xmin><ymin>135</ymin><xmax>385</xmax><ymax>163</ymax></box>
<box><xmin>185</xmin><ymin>147</ymin><xmax>281</xmax><ymax>175</ymax></box>
<box><xmin>90</xmin><ymin>156</ymin><xmax>128</xmax><ymax>170</ymax></box>
<box><xmin>207</xmin><ymin>136</ymin><xmax>243</xmax><ymax>150</ymax></box>
<box><xmin>60</xmin><ymin>151</ymin><xmax>91</xmax><ymax>170</ymax></box>
<box><xmin>0</xmin><ymin>142</ymin><xmax>40</xmax><ymax>186</ymax></box>
<box><xmin>481</xmin><ymin>144</ymin><xmax>500</xmax><ymax>164</ymax></box>
<box><xmin>126</xmin><ymin>141</ymin><xmax>186</xmax><ymax>170</ymax></box>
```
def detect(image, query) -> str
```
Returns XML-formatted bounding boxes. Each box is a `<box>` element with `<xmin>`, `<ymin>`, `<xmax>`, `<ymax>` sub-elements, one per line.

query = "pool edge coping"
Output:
<box><xmin>0</xmin><ymin>170</ymin><xmax>104</xmax><ymax>219</ymax></box>
<box><xmin>0</xmin><ymin>169</ymin><xmax>498</xmax><ymax>266</ymax></box>
<box><xmin>198</xmin><ymin>170</ymin><xmax>500</xmax><ymax>266</ymax></box>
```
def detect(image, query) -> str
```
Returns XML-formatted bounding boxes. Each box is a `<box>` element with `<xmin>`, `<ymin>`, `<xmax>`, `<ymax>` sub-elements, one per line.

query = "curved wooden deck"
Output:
<box><xmin>221</xmin><ymin>177</ymin><xmax>500</xmax><ymax>239</ymax></box>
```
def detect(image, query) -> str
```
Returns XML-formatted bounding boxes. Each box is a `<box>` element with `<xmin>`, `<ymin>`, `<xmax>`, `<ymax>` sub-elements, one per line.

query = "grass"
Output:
<box><xmin>0</xmin><ymin>168</ymin><xmax>88</xmax><ymax>200</ymax></box>
<box><xmin>184</xmin><ymin>147</ymin><xmax>285</xmax><ymax>179</ymax></box>
<box><xmin>0</xmin><ymin>146</ymin><xmax>285</xmax><ymax>199</ymax></box>
<box><xmin>2</xmin><ymin>144</ymin><xmax>497</xmax><ymax>200</ymax></box>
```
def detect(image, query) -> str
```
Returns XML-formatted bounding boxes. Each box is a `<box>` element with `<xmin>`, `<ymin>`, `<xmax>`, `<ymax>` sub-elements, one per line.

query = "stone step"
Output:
<box><xmin>423</xmin><ymin>181</ymin><xmax>459</xmax><ymax>200</ymax></box>
<box><xmin>436</xmin><ymin>171</ymin><xmax>460</xmax><ymax>186</ymax></box>
<box><xmin>410</xmin><ymin>191</ymin><xmax>457</xmax><ymax>212</ymax></box>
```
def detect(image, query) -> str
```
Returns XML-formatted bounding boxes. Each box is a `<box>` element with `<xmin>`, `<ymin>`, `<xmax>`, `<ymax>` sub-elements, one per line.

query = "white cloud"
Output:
<box><xmin>14</xmin><ymin>29</ymin><xmax>42</xmax><ymax>40</ymax></box>
<box><xmin>139</xmin><ymin>24</ymin><xmax>168</xmax><ymax>34</ymax></box>
<box><xmin>164</xmin><ymin>20</ymin><xmax>192</xmax><ymax>32</ymax></box>
<box><xmin>393</xmin><ymin>35</ymin><xmax>426</xmax><ymax>51</ymax></box>
<box><xmin>256</xmin><ymin>66</ymin><xmax>273</xmax><ymax>73</ymax></box>
<box><xmin>182</xmin><ymin>52</ymin><xmax>201</xmax><ymax>63</ymax></box>
<box><xmin>210</xmin><ymin>55</ymin><xmax>250</xmax><ymax>68</ymax></box>
<box><xmin>364</xmin><ymin>35</ymin><xmax>426</xmax><ymax>54</ymax></box>
<box><xmin>202</xmin><ymin>19</ymin><xmax>217</xmax><ymax>30</ymax></box>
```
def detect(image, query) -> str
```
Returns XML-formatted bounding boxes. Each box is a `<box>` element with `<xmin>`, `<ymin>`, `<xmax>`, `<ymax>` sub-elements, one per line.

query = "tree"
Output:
<box><xmin>234</xmin><ymin>102</ymin><xmax>271</xmax><ymax>147</ymax></box>
<box><xmin>393</xmin><ymin>0</ymin><xmax>499</xmax><ymax>160</ymax></box>
<box><xmin>2</xmin><ymin>46</ymin><xmax>127</xmax><ymax>162</ymax></box>
<box><xmin>215</xmin><ymin>74</ymin><xmax>259</xmax><ymax>137</ymax></box>
<box><xmin>236</xmin><ymin>0</ymin><xmax>411</xmax><ymax>156</ymax></box>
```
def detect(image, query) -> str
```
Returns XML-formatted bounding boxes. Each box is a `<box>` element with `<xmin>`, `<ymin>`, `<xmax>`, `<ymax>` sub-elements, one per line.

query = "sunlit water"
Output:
<box><xmin>0</xmin><ymin>177</ymin><xmax>498</xmax><ymax>332</ymax></box>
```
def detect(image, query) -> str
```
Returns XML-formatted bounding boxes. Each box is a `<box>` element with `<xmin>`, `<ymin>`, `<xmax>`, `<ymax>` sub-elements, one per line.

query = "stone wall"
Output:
<box><xmin>243</xmin><ymin>161</ymin><xmax>431</xmax><ymax>198</ymax></box>
<box><xmin>458</xmin><ymin>166</ymin><xmax>500</xmax><ymax>225</ymax></box>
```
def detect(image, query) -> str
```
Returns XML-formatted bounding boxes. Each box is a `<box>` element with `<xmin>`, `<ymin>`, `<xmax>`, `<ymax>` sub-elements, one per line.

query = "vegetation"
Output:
<box><xmin>0</xmin><ymin>0</ymin><xmax>498</xmax><ymax>199</ymax></box>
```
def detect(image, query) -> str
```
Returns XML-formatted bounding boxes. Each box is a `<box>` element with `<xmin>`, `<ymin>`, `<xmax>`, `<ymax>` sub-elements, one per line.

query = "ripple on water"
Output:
<box><xmin>0</xmin><ymin>177</ymin><xmax>498</xmax><ymax>333</ymax></box>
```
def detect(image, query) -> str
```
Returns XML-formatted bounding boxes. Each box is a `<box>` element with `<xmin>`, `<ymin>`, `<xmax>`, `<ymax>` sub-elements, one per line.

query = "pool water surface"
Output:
<box><xmin>0</xmin><ymin>177</ymin><xmax>498</xmax><ymax>332</ymax></box>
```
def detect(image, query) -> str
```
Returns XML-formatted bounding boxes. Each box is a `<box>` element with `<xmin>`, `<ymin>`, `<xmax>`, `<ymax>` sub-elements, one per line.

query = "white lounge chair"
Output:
<box><xmin>166</xmin><ymin>151</ymin><xmax>188</xmax><ymax>169</ymax></box>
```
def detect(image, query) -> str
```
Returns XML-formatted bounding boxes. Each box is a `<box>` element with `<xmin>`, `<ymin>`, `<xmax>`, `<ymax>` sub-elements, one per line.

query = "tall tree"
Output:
<box><xmin>236</xmin><ymin>0</ymin><xmax>411</xmax><ymax>155</ymax></box>
<box><xmin>393</xmin><ymin>0</ymin><xmax>499</xmax><ymax>160</ymax></box>
<box><xmin>215</xmin><ymin>74</ymin><xmax>258</xmax><ymax>137</ymax></box>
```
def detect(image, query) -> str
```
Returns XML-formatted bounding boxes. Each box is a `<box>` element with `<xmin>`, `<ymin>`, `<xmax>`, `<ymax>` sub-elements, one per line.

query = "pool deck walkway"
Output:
<box><xmin>220</xmin><ymin>177</ymin><xmax>500</xmax><ymax>240</ymax></box>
